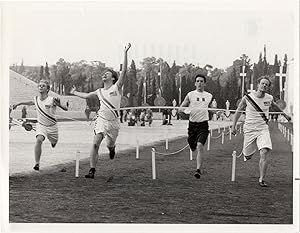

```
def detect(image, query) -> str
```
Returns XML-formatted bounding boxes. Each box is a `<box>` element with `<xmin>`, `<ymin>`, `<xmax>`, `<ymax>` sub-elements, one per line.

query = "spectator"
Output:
<box><xmin>22</xmin><ymin>106</ymin><xmax>27</xmax><ymax>118</ymax></box>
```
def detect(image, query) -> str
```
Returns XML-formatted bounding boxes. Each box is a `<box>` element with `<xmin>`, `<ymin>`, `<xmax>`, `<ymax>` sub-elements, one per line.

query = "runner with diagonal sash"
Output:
<box><xmin>232</xmin><ymin>76</ymin><xmax>291</xmax><ymax>187</ymax></box>
<box><xmin>70</xmin><ymin>43</ymin><xmax>131</xmax><ymax>179</ymax></box>
<box><xmin>12</xmin><ymin>80</ymin><xmax>68</xmax><ymax>171</ymax></box>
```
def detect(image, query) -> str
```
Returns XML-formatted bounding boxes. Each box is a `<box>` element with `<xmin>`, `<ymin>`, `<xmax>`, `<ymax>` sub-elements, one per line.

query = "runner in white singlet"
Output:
<box><xmin>232</xmin><ymin>76</ymin><xmax>291</xmax><ymax>187</ymax></box>
<box><xmin>13</xmin><ymin>80</ymin><xmax>68</xmax><ymax>171</ymax></box>
<box><xmin>70</xmin><ymin>43</ymin><xmax>131</xmax><ymax>179</ymax></box>
<box><xmin>179</xmin><ymin>74</ymin><xmax>213</xmax><ymax>180</ymax></box>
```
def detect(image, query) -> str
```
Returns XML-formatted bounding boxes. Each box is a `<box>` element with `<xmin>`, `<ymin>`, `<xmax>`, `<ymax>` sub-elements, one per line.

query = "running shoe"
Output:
<box><xmin>33</xmin><ymin>164</ymin><xmax>39</xmax><ymax>171</ymax></box>
<box><xmin>109</xmin><ymin>146</ymin><xmax>116</xmax><ymax>160</ymax></box>
<box><xmin>85</xmin><ymin>169</ymin><xmax>95</xmax><ymax>179</ymax></box>
<box><xmin>259</xmin><ymin>180</ymin><xmax>268</xmax><ymax>187</ymax></box>
<box><xmin>194</xmin><ymin>170</ymin><xmax>201</xmax><ymax>179</ymax></box>
<box><xmin>243</xmin><ymin>154</ymin><xmax>253</xmax><ymax>161</ymax></box>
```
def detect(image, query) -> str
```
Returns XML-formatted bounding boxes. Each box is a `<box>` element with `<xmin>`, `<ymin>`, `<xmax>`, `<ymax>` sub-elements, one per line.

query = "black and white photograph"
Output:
<box><xmin>1</xmin><ymin>0</ymin><xmax>299</xmax><ymax>233</ymax></box>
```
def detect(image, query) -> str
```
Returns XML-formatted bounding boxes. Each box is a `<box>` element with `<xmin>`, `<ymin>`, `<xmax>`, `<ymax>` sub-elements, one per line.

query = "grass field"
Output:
<box><xmin>9</xmin><ymin>122</ymin><xmax>293</xmax><ymax>224</ymax></box>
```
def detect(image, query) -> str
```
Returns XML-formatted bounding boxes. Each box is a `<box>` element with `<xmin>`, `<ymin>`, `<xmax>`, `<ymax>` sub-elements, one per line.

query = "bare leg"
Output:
<box><xmin>259</xmin><ymin>148</ymin><xmax>270</xmax><ymax>182</ymax></box>
<box><xmin>90</xmin><ymin>133</ymin><xmax>104</xmax><ymax>168</ymax></box>
<box><xmin>196</xmin><ymin>142</ymin><xmax>205</xmax><ymax>173</ymax></box>
<box><xmin>34</xmin><ymin>135</ymin><xmax>45</xmax><ymax>165</ymax></box>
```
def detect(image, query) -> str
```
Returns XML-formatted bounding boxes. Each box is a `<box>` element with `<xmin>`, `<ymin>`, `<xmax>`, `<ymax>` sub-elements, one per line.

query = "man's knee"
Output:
<box><xmin>93</xmin><ymin>133</ymin><xmax>104</xmax><ymax>149</ymax></box>
<box><xmin>36</xmin><ymin>135</ymin><xmax>45</xmax><ymax>144</ymax></box>
<box><xmin>260</xmin><ymin>148</ymin><xmax>270</xmax><ymax>160</ymax></box>
<box><xmin>197</xmin><ymin>142</ymin><xmax>204</xmax><ymax>151</ymax></box>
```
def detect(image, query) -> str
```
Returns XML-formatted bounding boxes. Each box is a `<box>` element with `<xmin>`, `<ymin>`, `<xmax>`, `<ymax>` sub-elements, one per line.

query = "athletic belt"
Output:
<box><xmin>245</xmin><ymin>94</ymin><xmax>268</xmax><ymax>125</ymax></box>
<box><xmin>98</xmin><ymin>89</ymin><xmax>119</xmax><ymax>119</ymax></box>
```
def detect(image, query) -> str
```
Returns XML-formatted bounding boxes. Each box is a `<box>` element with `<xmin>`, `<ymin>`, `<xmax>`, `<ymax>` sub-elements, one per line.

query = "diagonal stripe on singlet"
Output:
<box><xmin>245</xmin><ymin>94</ymin><xmax>268</xmax><ymax>124</ymax></box>
<box><xmin>98</xmin><ymin>89</ymin><xmax>119</xmax><ymax>118</ymax></box>
<box><xmin>35</xmin><ymin>96</ymin><xmax>57</xmax><ymax>124</ymax></box>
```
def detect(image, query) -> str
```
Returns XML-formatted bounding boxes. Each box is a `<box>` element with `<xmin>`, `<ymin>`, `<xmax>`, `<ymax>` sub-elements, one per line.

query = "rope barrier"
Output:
<box><xmin>210</xmin><ymin>133</ymin><xmax>223</xmax><ymax>139</ymax></box>
<box><xmin>118</xmin><ymin>106</ymin><xmax>292</xmax><ymax>115</ymax></box>
<box><xmin>155</xmin><ymin>144</ymin><xmax>189</xmax><ymax>156</ymax></box>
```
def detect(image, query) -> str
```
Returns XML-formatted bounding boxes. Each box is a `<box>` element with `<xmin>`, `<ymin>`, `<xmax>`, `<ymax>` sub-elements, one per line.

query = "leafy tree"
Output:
<box><xmin>169</xmin><ymin>61</ymin><xmax>180</xmax><ymax>105</ymax></box>
<box><xmin>123</xmin><ymin>60</ymin><xmax>138</xmax><ymax>106</ymax></box>
<box><xmin>45</xmin><ymin>62</ymin><xmax>50</xmax><ymax>80</ymax></box>
<box><xmin>56</xmin><ymin>58</ymin><xmax>70</xmax><ymax>95</ymax></box>
<box><xmin>140</xmin><ymin>57</ymin><xmax>160</xmax><ymax>105</ymax></box>
<box><xmin>50</xmin><ymin>65</ymin><xmax>57</xmax><ymax>91</ymax></box>
<box><xmin>136</xmin><ymin>71</ymin><xmax>144</xmax><ymax>106</ymax></box>
<box><xmin>39</xmin><ymin>66</ymin><xmax>44</xmax><ymax>81</ymax></box>
<box><xmin>19</xmin><ymin>60</ymin><xmax>25</xmax><ymax>74</ymax></box>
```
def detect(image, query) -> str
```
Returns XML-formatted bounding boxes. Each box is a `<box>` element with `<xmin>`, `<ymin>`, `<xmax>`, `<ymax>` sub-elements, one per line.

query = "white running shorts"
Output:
<box><xmin>36</xmin><ymin>123</ymin><xmax>58</xmax><ymax>145</ymax></box>
<box><xmin>243</xmin><ymin>128</ymin><xmax>272</xmax><ymax>156</ymax></box>
<box><xmin>94</xmin><ymin>117</ymin><xmax>120</xmax><ymax>147</ymax></box>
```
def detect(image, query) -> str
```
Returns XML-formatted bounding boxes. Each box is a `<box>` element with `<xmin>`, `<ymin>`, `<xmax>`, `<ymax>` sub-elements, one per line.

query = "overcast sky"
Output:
<box><xmin>3</xmin><ymin>0</ymin><xmax>297</xmax><ymax>70</ymax></box>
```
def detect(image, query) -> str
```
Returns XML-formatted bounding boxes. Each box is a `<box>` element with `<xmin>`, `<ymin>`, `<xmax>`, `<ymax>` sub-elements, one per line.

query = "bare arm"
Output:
<box><xmin>179</xmin><ymin>95</ymin><xmax>190</xmax><ymax>111</ymax></box>
<box><xmin>116</xmin><ymin>43</ymin><xmax>131</xmax><ymax>90</ymax></box>
<box><xmin>271</xmin><ymin>101</ymin><xmax>291</xmax><ymax>121</ymax></box>
<box><xmin>208</xmin><ymin>96</ymin><xmax>215</xmax><ymax>114</ymax></box>
<box><xmin>13</xmin><ymin>101</ymin><xmax>34</xmax><ymax>109</ymax></box>
<box><xmin>232</xmin><ymin>96</ymin><xmax>247</xmax><ymax>132</ymax></box>
<box><xmin>70</xmin><ymin>85</ymin><xmax>98</xmax><ymax>99</ymax></box>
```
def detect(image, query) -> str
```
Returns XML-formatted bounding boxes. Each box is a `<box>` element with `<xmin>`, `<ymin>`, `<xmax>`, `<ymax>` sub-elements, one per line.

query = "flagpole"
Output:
<box><xmin>179</xmin><ymin>74</ymin><xmax>182</xmax><ymax>105</ymax></box>
<box><xmin>242</xmin><ymin>65</ymin><xmax>245</xmax><ymax>96</ymax></box>
<box><xmin>144</xmin><ymin>78</ymin><xmax>147</xmax><ymax>104</ymax></box>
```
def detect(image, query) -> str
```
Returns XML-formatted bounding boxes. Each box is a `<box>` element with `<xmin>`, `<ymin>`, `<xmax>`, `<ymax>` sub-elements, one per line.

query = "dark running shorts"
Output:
<box><xmin>187</xmin><ymin>121</ymin><xmax>209</xmax><ymax>151</ymax></box>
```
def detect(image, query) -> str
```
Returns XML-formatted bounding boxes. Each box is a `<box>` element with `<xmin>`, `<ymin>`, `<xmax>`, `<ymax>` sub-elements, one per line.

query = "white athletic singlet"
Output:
<box><xmin>34</xmin><ymin>96</ymin><xmax>57</xmax><ymax>126</ymax></box>
<box><xmin>244</xmin><ymin>91</ymin><xmax>273</xmax><ymax>132</ymax></box>
<box><xmin>96</xmin><ymin>84</ymin><xmax>121</xmax><ymax>121</ymax></box>
<box><xmin>187</xmin><ymin>90</ymin><xmax>213</xmax><ymax>122</ymax></box>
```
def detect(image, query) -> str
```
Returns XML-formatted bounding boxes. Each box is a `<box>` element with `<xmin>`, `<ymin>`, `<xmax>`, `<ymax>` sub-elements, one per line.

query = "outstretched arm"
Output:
<box><xmin>116</xmin><ymin>43</ymin><xmax>131</xmax><ymax>90</ymax></box>
<box><xmin>271</xmin><ymin>101</ymin><xmax>291</xmax><ymax>121</ymax></box>
<box><xmin>70</xmin><ymin>86</ymin><xmax>98</xmax><ymax>99</ymax></box>
<box><xmin>13</xmin><ymin>101</ymin><xmax>34</xmax><ymax>109</ymax></box>
<box><xmin>232</xmin><ymin>97</ymin><xmax>247</xmax><ymax>134</ymax></box>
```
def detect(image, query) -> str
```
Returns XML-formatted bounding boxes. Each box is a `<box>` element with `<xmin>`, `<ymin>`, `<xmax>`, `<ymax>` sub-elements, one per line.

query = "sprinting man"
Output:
<box><xmin>13</xmin><ymin>80</ymin><xmax>68</xmax><ymax>171</ymax></box>
<box><xmin>179</xmin><ymin>74</ymin><xmax>213</xmax><ymax>179</ymax></box>
<box><xmin>232</xmin><ymin>76</ymin><xmax>291</xmax><ymax>187</ymax></box>
<box><xmin>70</xmin><ymin>43</ymin><xmax>131</xmax><ymax>179</ymax></box>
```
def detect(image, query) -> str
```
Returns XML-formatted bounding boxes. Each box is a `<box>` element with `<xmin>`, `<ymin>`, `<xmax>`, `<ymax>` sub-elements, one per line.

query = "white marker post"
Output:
<box><xmin>190</xmin><ymin>149</ymin><xmax>193</xmax><ymax>161</ymax></box>
<box><xmin>152</xmin><ymin>148</ymin><xmax>156</xmax><ymax>180</ymax></box>
<box><xmin>207</xmin><ymin>131</ymin><xmax>211</xmax><ymax>151</ymax></box>
<box><xmin>166</xmin><ymin>131</ymin><xmax>169</xmax><ymax>150</ymax></box>
<box><xmin>75</xmin><ymin>151</ymin><xmax>80</xmax><ymax>177</ymax></box>
<box><xmin>136</xmin><ymin>138</ymin><xmax>139</xmax><ymax>159</ymax></box>
<box><xmin>287</xmin><ymin>129</ymin><xmax>290</xmax><ymax>142</ymax></box>
<box><xmin>229</xmin><ymin>127</ymin><xmax>232</xmax><ymax>140</ymax></box>
<box><xmin>231</xmin><ymin>151</ymin><xmax>237</xmax><ymax>182</ymax></box>
<box><xmin>221</xmin><ymin>131</ymin><xmax>225</xmax><ymax>144</ymax></box>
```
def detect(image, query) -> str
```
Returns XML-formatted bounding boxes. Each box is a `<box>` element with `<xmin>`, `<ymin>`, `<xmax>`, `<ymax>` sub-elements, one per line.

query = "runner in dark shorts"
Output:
<box><xmin>188</xmin><ymin>121</ymin><xmax>209</xmax><ymax>151</ymax></box>
<box><xmin>179</xmin><ymin>74</ymin><xmax>213</xmax><ymax>179</ymax></box>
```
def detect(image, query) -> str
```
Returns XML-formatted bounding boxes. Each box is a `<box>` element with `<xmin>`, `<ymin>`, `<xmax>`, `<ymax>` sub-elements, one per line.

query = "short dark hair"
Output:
<box><xmin>105</xmin><ymin>69</ymin><xmax>118</xmax><ymax>84</ymax></box>
<box><xmin>257</xmin><ymin>76</ymin><xmax>271</xmax><ymax>87</ymax></box>
<box><xmin>194</xmin><ymin>74</ymin><xmax>207</xmax><ymax>83</ymax></box>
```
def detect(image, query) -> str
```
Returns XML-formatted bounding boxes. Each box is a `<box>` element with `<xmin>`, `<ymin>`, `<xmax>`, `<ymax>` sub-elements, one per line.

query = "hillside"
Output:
<box><xmin>9</xmin><ymin>70</ymin><xmax>94</xmax><ymax>119</ymax></box>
